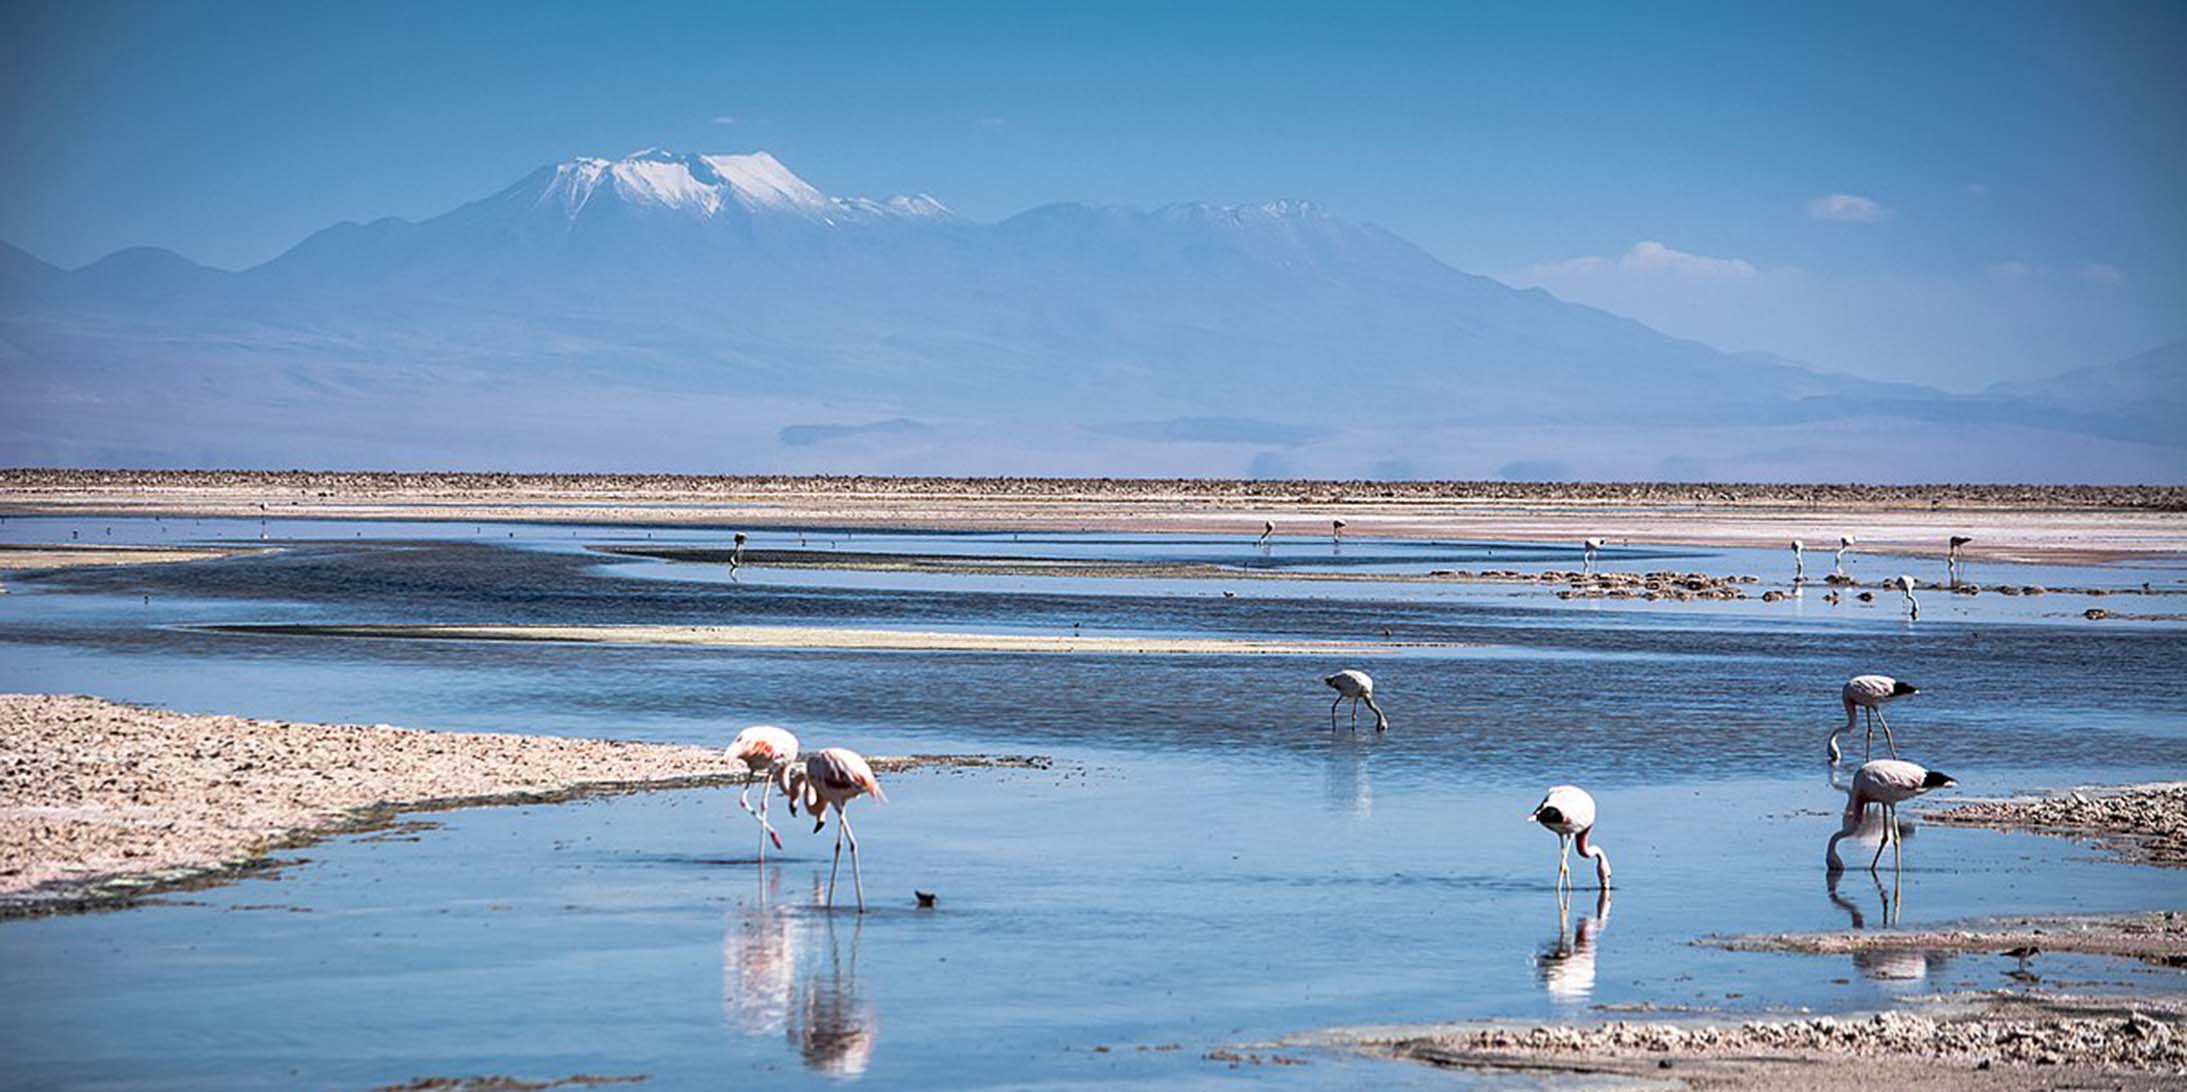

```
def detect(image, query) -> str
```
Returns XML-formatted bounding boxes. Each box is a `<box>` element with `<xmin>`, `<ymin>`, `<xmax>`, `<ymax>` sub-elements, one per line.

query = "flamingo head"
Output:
<box><xmin>1920</xmin><ymin>769</ymin><xmax>1957</xmax><ymax>790</ymax></box>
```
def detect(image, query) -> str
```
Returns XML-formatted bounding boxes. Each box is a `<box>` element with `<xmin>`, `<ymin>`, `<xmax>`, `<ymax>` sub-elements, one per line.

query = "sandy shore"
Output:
<box><xmin>206</xmin><ymin>622</ymin><xmax>1458</xmax><ymax>655</ymax></box>
<box><xmin>0</xmin><ymin>694</ymin><xmax>1040</xmax><ymax>916</ymax></box>
<box><xmin>1926</xmin><ymin>783</ymin><xmax>2187</xmax><ymax>869</ymax></box>
<box><xmin>0</xmin><ymin>543</ymin><xmax>260</xmax><ymax>571</ymax></box>
<box><xmin>1301</xmin><ymin>991</ymin><xmax>2187</xmax><ymax>1088</ymax></box>
<box><xmin>5</xmin><ymin>470</ymin><xmax>2182</xmax><ymax>564</ymax></box>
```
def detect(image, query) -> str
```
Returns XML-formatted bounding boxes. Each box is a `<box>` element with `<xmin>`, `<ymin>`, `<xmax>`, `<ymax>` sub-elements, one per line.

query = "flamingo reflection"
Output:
<box><xmin>1535</xmin><ymin>888</ymin><xmax>1612</xmax><ymax>1003</ymax></box>
<box><xmin>721</xmin><ymin>886</ymin><xmax>798</xmax><ymax>1037</ymax></box>
<box><xmin>791</xmin><ymin>918</ymin><xmax>878</xmax><ymax>1078</ymax></box>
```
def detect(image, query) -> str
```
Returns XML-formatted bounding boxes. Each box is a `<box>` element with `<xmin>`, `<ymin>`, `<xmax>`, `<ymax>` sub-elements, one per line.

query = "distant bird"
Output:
<box><xmin>1827</xmin><ymin>759</ymin><xmax>1956</xmax><ymax>873</ymax></box>
<box><xmin>914</xmin><ymin>890</ymin><xmax>937</xmax><ymax>908</ymax></box>
<box><xmin>1947</xmin><ymin>535</ymin><xmax>1972</xmax><ymax>565</ymax></box>
<box><xmin>1835</xmin><ymin>536</ymin><xmax>1855</xmax><ymax>575</ymax></box>
<box><xmin>1323</xmin><ymin>669</ymin><xmax>1388</xmax><ymax>732</ymax></box>
<box><xmin>1582</xmin><ymin>538</ymin><xmax>1605</xmax><ymax>573</ymax></box>
<box><xmin>1331</xmin><ymin>519</ymin><xmax>1347</xmax><ymax>545</ymax></box>
<box><xmin>728</xmin><ymin>725</ymin><xmax>800</xmax><ymax>860</ymax></box>
<box><xmin>1892</xmin><ymin>574</ymin><xmax>1920</xmax><ymax>620</ymax></box>
<box><xmin>1791</xmin><ymin>539</ymin><xmax>1806</xmax><ymax>584</ymax></box>
<box><xmin>1255</xmin><ymin>520</ymin><xmax>1274</xmax><ymax>548</ymax></box>
<box><xmin>1530</xmin><ymin>785</ymin><xmax>1612</xmax><ymax>890</ymax></box>
<box><xmin>1831</xmin><ymin>674</ymin><xmax>1918</xmax><ymax>763</ymax></box>
<box><xmin>781</xmin><ymin>748</ymin><xmax>887</xmax><ymax>913</ymax></box>
<box><xmin>730</xmin><ymin>532</ymin><xmax>749</xmax><ymax>577</ymax></box>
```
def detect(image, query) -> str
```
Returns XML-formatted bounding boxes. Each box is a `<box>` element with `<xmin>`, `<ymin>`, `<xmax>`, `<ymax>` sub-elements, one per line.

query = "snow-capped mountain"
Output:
<box><xmin>0</xmin><ymin>150</ymin><xmax>2179</xmax><ymax>479</ymax></box>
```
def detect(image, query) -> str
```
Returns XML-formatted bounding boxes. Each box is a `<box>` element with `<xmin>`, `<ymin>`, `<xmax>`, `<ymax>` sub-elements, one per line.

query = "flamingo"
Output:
<box><xmin>1830</xmin><ymin>674</ymin><xmax>1917</xmax><ymax>763</ymax></box>
<box><xmin>1323</xmin><ymin>669</ymin><xmax>1388</xmax><ymax>732</ymax></box>
<box><xmin>1255</xmin><ymin>520</ymin><xmax>1274</xmax><ymax>548</ymax></box>
<box><xmin>1530</xmin><ymin>785</ymin><xmax>1612</xmax><ymax>891</ymax></box>
<box><xmin>780</xmin><ymin>748</ymin><xmax>886</xmax><ymax>913</ymax></box>
<box><xmin>1835</xmin><ymin>536</ymin><xmax>1855</xmax><ymax>575</ymax></box>
<box><xmin>729</xmin><ymin>532</ymin><xmax>749</xmax><ymax>577</ymax></box>
<box><xmin>1790</xmin><ymin>539</ymin><xmax>1806</xmax><ymax>584</ymax></box>
<box><xmin>1331</xmin><ymin>519</ymin><xmax>1347</xmax><ymax>545</ymax></box>
<box><xmin>1827</xmin><ymin>759</ymin><xmax>1956</xmax><ymax>873</ymax></box>
<box><xmin>1892</xmin><ymin>574</ymin><xmax>1919</xmax><ymax>620</ymax></box>
<box><xmin>1582</xmin><ymin>538</ymin><xmax>1604</xmax><ymax>573</ymax></box>
<box><xmin>728</xmin><ymin>725</ymin><xmax>800</xmax><ymax>859</ymax></box>
<box><xmin>1947</xmin><ymin>535</ymin><xmax>1972</xmax><ymax>584</ymax></box>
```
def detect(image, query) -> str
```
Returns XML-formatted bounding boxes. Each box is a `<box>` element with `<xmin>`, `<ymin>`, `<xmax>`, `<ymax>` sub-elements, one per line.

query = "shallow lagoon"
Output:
<box><xmin>0</xmin><ymin>517</ymin><xmax>2183</xmax><ymax>1089</ymax></box>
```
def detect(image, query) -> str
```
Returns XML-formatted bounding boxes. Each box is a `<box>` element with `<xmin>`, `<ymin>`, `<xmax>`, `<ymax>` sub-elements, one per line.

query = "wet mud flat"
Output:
<box><xmin>0</xmin><ymin>693</ymin><xmax>1039</xmax><ymax>917</ymax></box>
<box><xmin>1305</xmin><ymin>991</ymin><xmax>2187</xmax><ymax>1089</ymax></box>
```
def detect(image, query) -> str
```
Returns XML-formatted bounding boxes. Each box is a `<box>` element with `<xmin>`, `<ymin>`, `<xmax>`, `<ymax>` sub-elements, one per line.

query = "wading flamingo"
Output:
<box><xmin>1835</xmin><ymin>536</ymin><xmax>1855</xmax><ymax>575</ymax></box>
<box><xmin>1331</xmin><ymin>519</ymin><xmax>1347</xmax><ymax>545</ymax></box>
<box><xmin>1791</xmin><ymin>540</ymin><xmax>1806</xmax><ymax>584</ymax></box>
<box><xmin>1892</xmin><ymin>574</ymin><xmax>1920</xmax><ymax>620</ymax></box>
<box><xmin>1582</xmin><ymin>538</ymin><xmax>1604</xmax><ymax>573</ymax></box>
<box><xmin>1531</xmin><ymin>785</ymin><xmax>1612</xmax><ymax>891</ymax></box>
<box><xmin>1256</xmin><ymin>521</ymin><xmax>1274</xmax><ymax>548</ymax></box>
<box><xmin>729</xmin><ymin>532</ymin><xmax>749</xmax><ymax>577</ymax></box>
<box><xmin>1827</xmin><ymin>759</ymin><xmax>1956</xmax><ymax>873</ymax></box>
<box><xmin>1323</xmin><ymin>669</ymin><xmax>1388</xmax><ymax>732</ymax></box>
<box><xmin>1830</xmin><ymin>675</ymin><xmax>1917</xmax><ymax>763</ymax></box>
<box><xmin>729</xmin><ymin>725</ymin><xmax>800</xmax><ymax>859</ymax></box>
<box><xmin>1947</xmin><ymin>535</ymin><xmax>1972</xmax><ymax>583</ymax></box>
<box><xmin>781</xmin><ymin>748</ymin><xmax>887</xmax><ymax>913</ymax></box>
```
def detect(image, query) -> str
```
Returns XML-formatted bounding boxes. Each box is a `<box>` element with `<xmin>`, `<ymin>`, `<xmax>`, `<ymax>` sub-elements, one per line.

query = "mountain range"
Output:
<box><xmin>1</xmin><ymin>149</ymin><xmax>2178</xmax><ymax>480</ymax></box>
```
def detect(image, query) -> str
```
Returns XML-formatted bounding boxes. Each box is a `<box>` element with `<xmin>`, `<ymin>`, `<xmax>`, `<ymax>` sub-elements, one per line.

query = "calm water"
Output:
<box><xmin>1</xmin><ymin>516</ymin><xmax>2184</xmax><ymax>1090</ymax></box>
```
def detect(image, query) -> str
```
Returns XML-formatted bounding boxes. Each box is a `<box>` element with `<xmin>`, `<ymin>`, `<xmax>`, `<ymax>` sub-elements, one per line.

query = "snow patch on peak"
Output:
<box><xmin>527</xmin><ymin>149</ymin><xmax>944</xmax><ymax>225</ymax></box>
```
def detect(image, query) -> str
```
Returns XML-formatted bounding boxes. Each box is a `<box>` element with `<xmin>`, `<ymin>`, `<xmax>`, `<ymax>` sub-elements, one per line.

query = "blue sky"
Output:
<box><xmin>3</xmin><ymin>0</ymin><xmax>2180</xmax><ymax>389</ymax></box>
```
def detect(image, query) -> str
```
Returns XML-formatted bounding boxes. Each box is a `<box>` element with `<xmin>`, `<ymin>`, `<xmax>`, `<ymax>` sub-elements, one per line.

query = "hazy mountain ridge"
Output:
<box><xmin>0</xmin><ymin>150</ymin><xmax>2179</xmax><ymax>479</ymax></box>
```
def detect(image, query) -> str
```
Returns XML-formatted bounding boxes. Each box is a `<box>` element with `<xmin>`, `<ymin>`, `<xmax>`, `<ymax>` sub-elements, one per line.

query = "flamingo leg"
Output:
<box><xmin>1891</xmin><ymin>805</ymin><xmax>1903</xmax><ymax>873</ymax></box>
<box><xmin>841</xmin><ymin>807</ymin><xmax>865</xmax><ymax>914</ymax></box>
<box><xmin>1863</xmin><ymin>707</ymin><xmax>1875</xmax><ymax>763</ymax></box>
<box><xmin>1870</xmin><ymin>808</ymin><xmax>1891</xmax><ymax>871</ymax></box>
<box><xmin>827</xmin><ymin>807</ymin><xmax>845</xmax><ymax>910</ymax></box>
<box><xmin>1557</xmin><ymin>833</ymin><xmax>1572</xmax><ymax>891</ymax></box>
<box><xmin>759</xmin><ymin>777</ymin><xmax>782</xmax><ymax>850</ymax></box>
<box><xmin>1876</xmin><ymin>709</ymin><xmax>1898</xmax><ymax>758</ymax></box>
<box><xmin>1330</xmin><ymin>694</ymin><xmax>1343</xmax><ymax>731</ymax></box>
<box><xmin>1350</xmin><ymin>697</ymin><xmax>1360</xmax><ymax>731</ymax></box>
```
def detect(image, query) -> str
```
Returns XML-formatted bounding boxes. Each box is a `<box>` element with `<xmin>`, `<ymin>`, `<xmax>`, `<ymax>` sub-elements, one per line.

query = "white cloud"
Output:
<box><xmin>1516</xmin><ymin>241</ymin><xmax>1757</xmax><ymax>283</ymax></box>
<box><xmin>711</xmin><ymin>115</ymin><xmax>738</xmax><ymax>125</ymax></box>
<box><xmin>1807</xmin><ymin>193</ymin><xmax>1889</xmax><ymax>223</ymax></box>
<box><xmin>2078</xmin><ymin>263</ymin><xmax>2124</xmax><ymax>285</ymax></box>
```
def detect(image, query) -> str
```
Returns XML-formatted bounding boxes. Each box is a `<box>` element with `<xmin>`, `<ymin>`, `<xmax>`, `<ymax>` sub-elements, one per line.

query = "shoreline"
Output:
<box><xmin>0</xmin><ymin>694</ymin><xmax>1042</xmax><ymax>918</ymax></box>
<box><xmin>4</xmin><ymin>472</ymin><xmax>2184</xmax><ymax>564</ymax></box>
<box><xmin>202</xmin><ymin>622</ymin><xmax>1470</xmax><ymax>655</ymax></box>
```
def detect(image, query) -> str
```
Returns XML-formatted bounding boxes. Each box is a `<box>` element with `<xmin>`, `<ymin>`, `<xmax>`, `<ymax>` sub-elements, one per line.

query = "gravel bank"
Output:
<box><xmin>1711</xmin><ymin>909</ymin><xmax>2187</xmax><ymax>969</ymax></box>
<box><xmin>1927</xmin><ymin>783</ymin><xmax>2187</xmax><ymax>869</ymax></box>
<box><xmin>0</xmin><ymin>694</ymin><xmax>1038</xmax><ymax>916</ymax></box>
<box><xmin>0</xmin><ymin>544</ymin><xmax>260</xmax><ymax>570</ymax></box>
<box><xmin>1305</xmin><ymin>992</ymin><xmax>2187</xmax><ymax>1088</ymax></box>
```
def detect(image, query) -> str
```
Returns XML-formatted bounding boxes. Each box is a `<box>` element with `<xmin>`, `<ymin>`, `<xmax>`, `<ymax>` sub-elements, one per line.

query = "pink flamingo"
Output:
<box><xmin>1827</xmin><ymin>759</ymin><xmax>1956</xmax><ymax>873</ymax></box>
<box><xmin>782</xmin><ymin>748</ymin><xmax>887</xmax><ymax>912</ymax></box>
<box><xmin>1530</xmin><ymin>785</ymin><xmax>1612</xmax><ymax>891</ymax></box>
<box><xmin>1830</xmin><ymin>675</ymin><xmax>1917</xmax><ymax>763</ymax></box>
<box><xmin>729</xmin><ymin>725</ymin><xmax>800</xmax><ymax>860</ymax></box>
